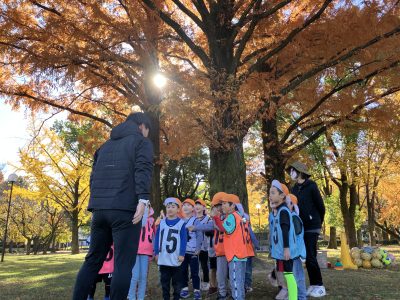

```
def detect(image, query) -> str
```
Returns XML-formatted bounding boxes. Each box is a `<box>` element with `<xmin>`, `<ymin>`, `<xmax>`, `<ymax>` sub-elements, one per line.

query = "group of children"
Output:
<box><xmin>90</xmin><ymin>179</ymin><xmax>309</xmax><ymax>300</ymax></box>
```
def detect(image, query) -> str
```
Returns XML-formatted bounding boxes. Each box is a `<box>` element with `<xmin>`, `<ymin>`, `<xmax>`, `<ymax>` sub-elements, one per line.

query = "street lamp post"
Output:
<box><xmin>1</xmin><ymin>173</ymin><xmax>18</xmax><ymax>262</ymax></box>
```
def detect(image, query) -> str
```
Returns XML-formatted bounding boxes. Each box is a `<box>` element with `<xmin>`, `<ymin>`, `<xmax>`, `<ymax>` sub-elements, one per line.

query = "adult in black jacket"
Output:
<box><xmin>287</xmin><ymin>161</ymin><xmax>326</xmax><ymax>298</ymax></box>
<box><xmin>73</xmin><ymin>113</ymin><xmax>153</xmax><ymax>300</ymax></box>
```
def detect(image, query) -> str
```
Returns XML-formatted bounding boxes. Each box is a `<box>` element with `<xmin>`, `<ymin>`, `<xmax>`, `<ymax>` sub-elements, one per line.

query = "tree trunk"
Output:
<box><xmin>71</xmin><ymin>210</ymin><xmax>80</xmax><ymax>254</ymax></box>
<box><xmin>32</xmin><ymin>237</ymin><xmax>39</xmax><ymax>255</ymax></box>
<box><xmin>209</xmin><ymin>142</ymin><xmax>248</xmax><ymax>211</ymax></box>
<box><xmin>8</xmin><ymin>240</ymin><xmax>14</xmax><ymax>254</ymax></box>
<box><xmin>148</xmin><ymin>110</ymin><xmax>162</xmax><ymax>214</ymax></box>
<box><xmin>261</xmin><ymin>114</ymin><xmax>286</xmax><ymax>184</ymax></box>
<box><xmin>51</xmin><ymin>234</ymin><xmax>57</xmax><ymax>253</ymax></box>
<box><xmin>339</xmin><ymin>182</ymin><xmax>357</xmax><ymax>248</ymax></box>
<box><xmin>357</xmin><ymin>229</ymin><xmax>363</xmax><ymax>248</ymax></box>
<box><xmin>366</xmin><ymin>189</ymin><xmax>376</xmax><ymax>246</ymax></box>
<box><xmin>382</xmin><ymin>226</ymin><xmax>389</xmax><ymax>242</ymax></box>
<box><xmin>328</xmin><ymin>226</ymin><xmax>337</xmax><ymax>249</ymax></box>
<box><xmin>26</xmin><ymin>238</ymin><xmax>31</xmax><ymax>255</ymax></box>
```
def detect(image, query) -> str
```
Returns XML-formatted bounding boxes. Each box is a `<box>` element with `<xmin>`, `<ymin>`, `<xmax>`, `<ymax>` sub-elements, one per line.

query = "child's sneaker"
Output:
<box><xmin>194</xmin><ymin>289</ymin><xmax>202</xmax><ymax>300</ymax></box>
<box><xmin>275</xmin><ymin>288</ymin><xmax>288</xmax><ymax>300</ymax></box>
<box><xmin>180</xmin><ymin>288</ymin><xmax>190</xmax><ymax>299</ymax></box>
<box><xmin>310</xmin><ymin>286</ymin><xmax>326</xmax><ymax>298</ymax></box>
<box><xmin>201</xmin><ymin>282</ymin><xmax>210</xmax><ymax>291</ymax></box>
<box><xmin>207</xmin><ymin>287</ymin><xmax>218</xmax><ymax>296</ymax></box>
<box><xmin>307</xmin><ymin>286</ymin><xmax>316</xmax><ymax>296</ymax></box>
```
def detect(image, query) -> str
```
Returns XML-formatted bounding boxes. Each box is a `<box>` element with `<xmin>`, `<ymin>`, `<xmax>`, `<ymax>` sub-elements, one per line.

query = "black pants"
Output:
<box><xmin>160</xmin><ymin>265</ymin><xmax>182</xmax><ymax>300</ymax></box>
<box><xmin>73</xmin><ymin>210</ymin><xmax>141</xmax><ymax>300</ymax></box>
<box><xmin>88</xmin><ymin>273</ymin><xmax>111</xmax><ymax>298</ymax></box>
<box><xmin>304</xmin><ymin>232</ymin><xmax>323</xmax><ymax>286</ymax></box>
<box><xmin>199</xmin><ymin>250</ymin><xmax>210</xmax><ymax>283</ymax></box>
<box><xmin>181</xmin><ymin>253</ymin><xmax>200</xmax><ymax>290</ymax></box>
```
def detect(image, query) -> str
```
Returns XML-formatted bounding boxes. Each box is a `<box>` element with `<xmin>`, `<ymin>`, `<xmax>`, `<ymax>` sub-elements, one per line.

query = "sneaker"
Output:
<box><xmin>310</xmin><ymin>286</ymin><xmax>326</xmax><ymax>298</ymax></box>
<box><xmin>207</xmin><ymin>287</ymin><xmax>218</xmax><ymax>296</ymax></box>
<box><xmin>267</xmin><ymin>272</ymin><xmax>278</xmax><ymax>287</ymax></box>
<box><xmin>201</xmin><ymin>282</ymin><xmax>210</xmax><ymax>291</ymax></box>
<box><xmin>275</xmin><ymin>288</ymin><xmax>288</xmax><ymax>300</ymax></box>
<box><xmin>194</xmin><ymin>289</ymin><xmax>202</xmax><ymax>300</ymax></box>
<box><xmin>216</xmin><ymin>294</ymin><xmax>227</xmax><ymax>300</ymax></box>
<box><xmin>180</xmin><ymin>288</ymin><xmax>190</xmax><ymax>299</ymax></box>
<box><xmin>307</xmin><ymin>286</ymin><xmax>316</xmax><ymax>296</ymax></box>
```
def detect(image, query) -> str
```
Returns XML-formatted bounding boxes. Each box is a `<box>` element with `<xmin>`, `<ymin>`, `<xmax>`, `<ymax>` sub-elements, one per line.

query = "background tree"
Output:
<box><xmin>161</xmin><ymin>149</ymin><xmax>209</xmax><ymax>200</ymax></box>
<box><xmin>18</xmin><ymin>123</ymin><xmax>91</xmax><ymax>254</ymax></box>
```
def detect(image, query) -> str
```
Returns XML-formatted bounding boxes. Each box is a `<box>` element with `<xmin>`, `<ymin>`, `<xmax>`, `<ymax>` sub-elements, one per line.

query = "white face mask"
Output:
<box><xmin>290</xmin><ymin>169</ymin><xmax>298</xmax><ymax>180</ymax></box>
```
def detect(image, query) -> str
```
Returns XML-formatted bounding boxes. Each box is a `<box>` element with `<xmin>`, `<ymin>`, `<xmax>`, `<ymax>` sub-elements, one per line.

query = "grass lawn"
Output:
<box><xmin>0</xmin><ymin>247</ymin><xmax>399</xmax><ymax>300</ymax></box>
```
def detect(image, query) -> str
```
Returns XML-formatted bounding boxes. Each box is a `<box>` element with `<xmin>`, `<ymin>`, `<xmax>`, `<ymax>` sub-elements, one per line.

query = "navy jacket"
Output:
<box><xmin>88</xmin><ymin>121</ymin><xmax>153</xmax><ymax>212</ymax></box>
<box><xmin>291</xmin><ymin>179</ymin><xmax>325</xmax><ymax>231</ymax></box>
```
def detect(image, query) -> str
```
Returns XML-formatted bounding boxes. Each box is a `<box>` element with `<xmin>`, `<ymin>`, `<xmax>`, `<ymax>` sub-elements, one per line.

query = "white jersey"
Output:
<box><xmin>185</xmin><ymin>216</ymin><xmax>197</xmax><ymax>253</ymax></box>
<box><xmin>198</xmin><ymin>215</ymin><xmax>211</xmax><ymax>252</ymax></box>
<box><xmin>157</xmin><ymin>218</ymin><xmax>186</xmax><ymax>267</ymax></box>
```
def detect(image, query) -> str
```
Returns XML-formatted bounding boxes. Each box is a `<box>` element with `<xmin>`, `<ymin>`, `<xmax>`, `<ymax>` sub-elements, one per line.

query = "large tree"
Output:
<box><xmin>1</xmin><ymin>1</ymin><xmax>400</xmax><ymax>211</ymax></box>
<box><xmin>0</xmin><ymin>0</ymin><xmax>169</xmax><ymax>211</ymax></box>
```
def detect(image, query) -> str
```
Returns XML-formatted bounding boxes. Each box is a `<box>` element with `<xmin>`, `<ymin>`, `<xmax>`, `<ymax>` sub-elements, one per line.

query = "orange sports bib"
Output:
<box><xmin>223</xmin><ymin>212</ymin><xmax>249</xmax><ymax>262</ymax></box>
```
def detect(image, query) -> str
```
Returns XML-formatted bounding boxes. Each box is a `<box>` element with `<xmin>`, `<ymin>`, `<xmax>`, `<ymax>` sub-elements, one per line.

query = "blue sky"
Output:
<box><xmin>0</xmin><ymin>99</ymin><xmax>67</xmax><ymax>177</ymax></box>
<box><xmin>0</xmin><ymin>99</ymin><xmax>30</xmax><ymax>175</ymax></box>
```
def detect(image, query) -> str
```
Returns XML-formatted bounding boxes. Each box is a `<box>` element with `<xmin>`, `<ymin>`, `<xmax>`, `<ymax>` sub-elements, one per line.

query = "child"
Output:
<box><xmin>194</xmin><ymin>199</ymin><xmax>212</xmax><ymax>291</ymax></box>
<box><xmin>287</xmin><ymin>194</ymin><xmax>307</xmax><ymax>300</ymax></box>
<box><xmin>87</xmin><ymin>245</ymin><xmax>114</xmax><ymax>300</ymax></box>
<box><xmin>189</xmin><ymin>197</ymin><xmax>221</xmax><ymax>296</ymax></box>
<box><xmin>236</xmin><ymin>203</ymin><xmax>259</xmax><ymax>294</ymax></box>
<box><xmin>154</xmin><ymin>198</ymin><xmax>187</xmax><ymax>300</ymax></box>
<box><xmin>128</xmin><ymin>207</ymin><xmax>155</xmax><ymax>300</ymax></box>
<box><xmin>214</xmin><ymin>194</ymin><xmax>250</xmax><ymax>300</ymax></box>
<box><xmin>269</xmin><ymin>180</ymin><xmax>298</xmax><ymax>300</ymax></box>
<box><xmin>210</xmin><ymin>192</ymin><xmax>230</xmax><ymax>300</ymax></box>
<box><xmin>180</xmin><ymin>199</ymin><xmax>202</xmax><ymax>300</ymax></box>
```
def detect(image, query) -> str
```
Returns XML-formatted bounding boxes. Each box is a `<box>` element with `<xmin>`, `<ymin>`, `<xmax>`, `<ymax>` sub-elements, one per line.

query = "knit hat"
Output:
<box><xmin>221</xmin><ymin>193</ymin><xmax>240</xmax><ymax>204</ymax></box>
<box><xmin>183</xmin><ymin>198</ymin><xmax>196</xmax><ymax>207</ymax></box>
<box><xmin>211</xmin><ymin>192</ymin><xmax>227</xmax><ymax>206</ymax></box>
<box><xmin>163</xmin><ymin>197</ymin><xmax>181</xmax><ymax>208</ymax></box>
<box><xmin>195</xmin><ymin>199</ymin><xmax>207</xmax><ymax>207</ymax></box>
<box><xmin>271</xmin><ymin>180</ymin><xmax>289</xmax><ymax>196</ymax></box>
<box><xmin>286</xmin><ymin>161</ymin><xmax>311</xmax><ymax>176</ymax></box>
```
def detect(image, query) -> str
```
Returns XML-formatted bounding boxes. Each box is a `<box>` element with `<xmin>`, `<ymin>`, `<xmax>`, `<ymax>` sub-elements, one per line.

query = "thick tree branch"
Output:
<box><xmin>285</xmin><ymin>85</ymin><xmax>400</xmax><ymax>157</ymax></box>
<box><xmin>0</xmin><ymin>90</ymin><xmax>113</xmax><ymax>127</ymax></box>
<box><xmin>281</xmin><ymin>25</ymin><xmax>400</xmax><ymax>96</ymax></box>
<box><xmin>142</xmin><ymin>0</ymin><xmax>210</xmax><ymax>67</ymax></box>
<box><xmin>244</xmin><ymin>0</ymin><xmax>333</xmax><ymax>79</ymax></box>
<box><xmin>171</xmin><ymin>0</ymin><xmax>205</xmax><ymax>31</ymax></box>
<box><xmin>281</xmin><ymin>60</ymin><xmax>400</xmax><ymax>144</ymax></box>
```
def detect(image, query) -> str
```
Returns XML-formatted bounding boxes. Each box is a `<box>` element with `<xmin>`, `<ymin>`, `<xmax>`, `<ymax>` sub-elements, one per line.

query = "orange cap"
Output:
<box><xmin>221</xmin><ymin>193</ymin><xmax>240</xmax><ymax>204</ymax></box>
<box><xmin>280</xmin><ymin>183</ymin><xmax>289</xmax><ymax>196</ymax></box>
<box><xmin>289</xmin><ymin>194</ymin><xmax>298</xmax><ymax>205</ymax></box>
<box><xmin>195</xmin><ymin>199</ymin><xmax>207</xmax><ymax>207</ymax></box>
<box><xmin>211</xmin><ymin>192</ymin><xmax>227</xmax><ymax>206</ymax></box>
<box><xmin>183</xmin><ymin>198</ymin><xmax>196</xmax><ymax>207</ymax></box>
<box><xmin>164</xmin><ymin>197</ymin><xmax>182</xmax><ymax>208</ymax></box>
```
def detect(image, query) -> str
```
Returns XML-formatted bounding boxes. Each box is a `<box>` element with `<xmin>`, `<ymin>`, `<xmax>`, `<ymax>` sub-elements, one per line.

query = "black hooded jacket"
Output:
<box><xmin>291</xmin><ymin>179</ymin><xmax>325</xmax><ymax>231</ymax></box>
<box><xmin>88</xmin><ymin>121</ymin><xmax>153</xmax><ymax>212</ymax></box>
